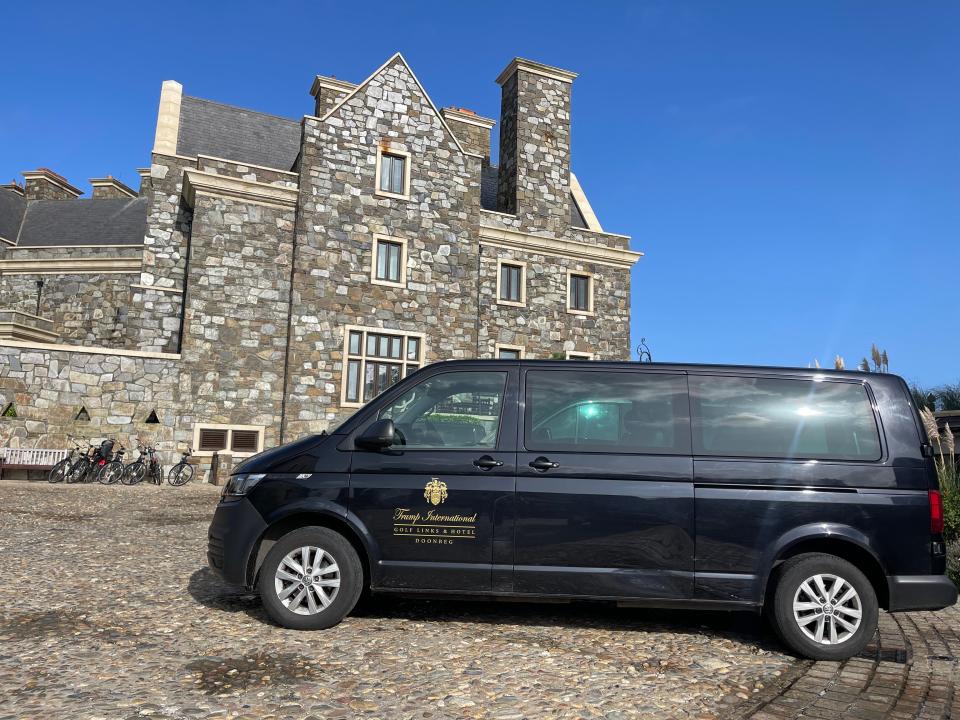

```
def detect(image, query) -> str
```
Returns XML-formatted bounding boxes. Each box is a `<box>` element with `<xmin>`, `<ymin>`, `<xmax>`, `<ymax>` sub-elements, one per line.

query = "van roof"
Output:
<box><xmin>433</xmin><ymin>358</ymin><xmax>904</xmax><ymax>382</ymax></box>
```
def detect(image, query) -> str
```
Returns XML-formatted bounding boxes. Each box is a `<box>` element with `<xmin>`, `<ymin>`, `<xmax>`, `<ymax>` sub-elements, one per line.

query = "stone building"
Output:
<box><xmin>0</xmin><ymin>54</ymin><xmax>640</xmax><ymax>471</ymax></box>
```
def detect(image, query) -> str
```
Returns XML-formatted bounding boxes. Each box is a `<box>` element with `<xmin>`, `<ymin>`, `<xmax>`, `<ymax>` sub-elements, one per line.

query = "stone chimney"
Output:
<box><xmin>89</xmin><ymin>176</ymin><xmax>138</xmax><ymax>199</ymax></box>
<box><xmin>310</xmin><ymin>75</ymin><xmax>357</xmax><ymax>117</ymax></box>
<box><xmin>22</xmin><ymin>168</ymin><xmax>82</xmax><ymax>201</ymax></box>
<box><xmin>440</xmin><ymin>107</ymin><xmax>496</xmax><ymax>165</ymax></box>
<box><xmin>495</xmin><ymin>58</ymin><xmax>577</xmax><ymax>235</ymax></box>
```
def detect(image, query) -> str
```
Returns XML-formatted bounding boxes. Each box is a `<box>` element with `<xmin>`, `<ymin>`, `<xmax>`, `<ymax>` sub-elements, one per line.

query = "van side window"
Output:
<box><xmin>525</xmin><ymin>371</ymin><xmax>689</xmax><ymax>454</ymax></box>
<box><xmin>378</xmin><ymin>371</ymin><xmax>507</xmax><ymax>449</ymax></box>
<box><xmin>689</xmin><ymin>376</ymin><xmax>882</xmax><ymax>461</ymax></box>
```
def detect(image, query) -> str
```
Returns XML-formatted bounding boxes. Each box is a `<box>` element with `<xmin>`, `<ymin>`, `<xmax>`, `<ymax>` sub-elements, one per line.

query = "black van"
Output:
<box><xmin>207</xmin><ymin>360</ymin><xmax>956</xmax><ymax>659</ymax></box>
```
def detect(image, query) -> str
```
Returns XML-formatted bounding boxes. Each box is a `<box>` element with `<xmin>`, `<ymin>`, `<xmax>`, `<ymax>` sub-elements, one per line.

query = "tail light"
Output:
<box><xmin>930</xmin><ymin>490</ymin><xmax>944</xmax><ymax>535</ymax></box>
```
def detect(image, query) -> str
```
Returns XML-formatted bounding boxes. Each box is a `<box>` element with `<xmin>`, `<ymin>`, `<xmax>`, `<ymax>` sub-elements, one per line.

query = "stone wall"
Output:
<box><xmin>179</xmin><ymin>192</ymin><xmax>295</xmax><ymax>447</ymax></box>
<box><xmin>1</xmin><ymin>272</ymin><xmax>138</xmax><ymax>344</ymax></box>
<box><xmin>125</xmin><ymin>153</ymin><xmax>195</xmax><ymax>353</ymax></box>
<box><xmin>477</xmin><ymin>244</ymin><xmax>631</xmax><ymax>361</ymax></box>
<box><xmin>0</xmin><ymin>346</ymin><xmax>183</xmax><ymax>465</ymax></box>
<box><xmin>284</xmin><ymin>56</ymin><xmax>483</xmax><ymax>437</ymax></box>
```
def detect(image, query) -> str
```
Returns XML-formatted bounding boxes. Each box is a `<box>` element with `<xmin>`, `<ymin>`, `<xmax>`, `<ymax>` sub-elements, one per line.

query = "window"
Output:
<box><xmin>342</xmin><ymin>325</ymin><xmax>425</xmax><ymax>407</ymax></box>
<box><xmin>375</xmin><ymin>146</ymin><xmax>411</xmax><ymax>199</ymax></box>
<box><xmin>370</xmin><ymin>235</ymin><xmax>407</xmax><ymax>287</ymax></box>
<box><xmin>378</xmin><ymin>371</ymin><xmax>508</xmax><ymax>449</ymax></box>
<box><xmin>565</xmin><ymin>351</ymin><xmax>594</xmax><ymax>360</ymax></box>
<box><xmin>497</xmin><ymin>260</ymin><xmax>525</xmax><ymax>306</ymax></box>
<box><xmin>192</xmin><ymin>424</ymin><xmax>264</xmax><ymax>457</ymax></box>
<box><xmin>525</xmin><ymin>370</ymin><xmax>689</xmax><ymax>454</ymax></box>
<box><xmin>689</xmin><ymin>376</ymin><xmax>882</xmax><ymax>461</ymax></box>
<box><xmin>496</xmin><ymin>343</ymin><xmax>524</xmax><ymax>359</ymax></box>
<box><xmin>567</xmin><ymin>272</ymin><xmax>592</xmax><ymax>314</ymax></box>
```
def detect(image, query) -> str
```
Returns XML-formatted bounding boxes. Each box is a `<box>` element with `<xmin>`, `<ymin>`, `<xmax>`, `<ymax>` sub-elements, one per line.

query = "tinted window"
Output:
<box><xmin>379</xmin><ymin>371</ymin><xmax>507</xmax><ymax>449</ymax></box>
<box><xmin>525</xmin><ymin>371</ymin><xmax>689</xmax><ymax>453</ymax></box>
<box><xmin>690</xmin><ymin>376</ymin><xmax>881</xmax><ymax>461</ymax></box>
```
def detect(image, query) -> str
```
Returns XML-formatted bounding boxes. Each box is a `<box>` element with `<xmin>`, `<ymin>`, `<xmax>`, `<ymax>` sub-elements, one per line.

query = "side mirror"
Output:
<box><xmin>356</xmin><ymin>418</ymin><xmax>396</xmax><ymax>450</ymax></box>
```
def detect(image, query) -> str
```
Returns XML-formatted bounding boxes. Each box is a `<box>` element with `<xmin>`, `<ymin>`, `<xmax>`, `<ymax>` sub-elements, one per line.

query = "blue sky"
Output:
<box><xmin>2</xmin><ymin>1</ymin><xmax>958</xmax><ymax>386</ymax></box>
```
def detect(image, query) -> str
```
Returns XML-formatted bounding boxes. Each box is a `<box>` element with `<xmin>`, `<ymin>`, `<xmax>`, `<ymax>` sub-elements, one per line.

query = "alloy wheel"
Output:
<box><xmin>793</xmin><ymin>573</ymin><xmax>862</xmax><ymax>645</ymax></box>
<box><xmin>273</xmin><ymin>545</ymin><xmax>341</xmax><ymax>616</ymax></box>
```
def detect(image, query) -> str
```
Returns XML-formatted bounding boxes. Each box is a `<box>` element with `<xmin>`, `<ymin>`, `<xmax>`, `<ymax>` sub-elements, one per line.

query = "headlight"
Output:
<box><xmin>222</xmin><ymin>473</ymin><xmax>266</xmax><ymax>498</ymax></box>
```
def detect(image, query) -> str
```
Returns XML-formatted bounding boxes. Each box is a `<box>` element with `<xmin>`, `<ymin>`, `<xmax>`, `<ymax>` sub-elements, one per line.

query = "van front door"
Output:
<box><xmin>514</xmin><ymin>368</ymin><xmax>694</xmax><ymax>599</ymax></box>
<box><xmin>350</xmin><ymin>368</ymin><xmax>517</xmax><ymax>592</ymax></box>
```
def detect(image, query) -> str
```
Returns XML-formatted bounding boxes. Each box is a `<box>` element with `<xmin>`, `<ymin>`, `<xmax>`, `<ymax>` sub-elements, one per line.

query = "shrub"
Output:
<box><xmin>948</xmin><ymin>540</ymin><xmax>960</xmax><ymax>588</ymax></box>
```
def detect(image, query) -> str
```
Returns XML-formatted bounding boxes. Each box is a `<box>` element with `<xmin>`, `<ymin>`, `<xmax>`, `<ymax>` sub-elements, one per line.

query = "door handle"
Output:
<box><xmin>473</xmin><ymin>455</ymin><xmax>504</xmax><ymax>470</ymax></box>
<box><xmin>529</xmin><ymin>456</ymin><xmax>560</xmax><ymax>472</ymax></box>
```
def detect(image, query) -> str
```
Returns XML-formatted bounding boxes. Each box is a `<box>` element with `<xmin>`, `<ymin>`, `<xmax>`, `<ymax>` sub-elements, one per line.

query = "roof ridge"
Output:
<box><xmin>182</xmin><ymin>94</ymin><xmax>298</xmax><ymax>125</ymax></box>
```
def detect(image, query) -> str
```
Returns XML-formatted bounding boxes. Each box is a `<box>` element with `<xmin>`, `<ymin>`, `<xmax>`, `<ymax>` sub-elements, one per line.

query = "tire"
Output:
<box><xmin>167</xmin><ymin>463</ymin><xmax>194</xmax><ymax>486</ymax></box>
<box><xmin>66</xmin><ymin>458</ymin><xmax>91</xmax><ymax>484</ymax></box>
<box><xmin>770</xmin><ymin>553</ymin><xmax>878</xmax><ymax>660</ymax></box>
<box><xmin>48</xmin><ymin>458</ymin><xmax>70</xmax><ymax>483</ymax></box>
<box><xmin>257</xmin><ymin>526</ymin><xmax>363</xmax><ymax>631</ymax></box>
<box><xmin>121</xmin><ymin>462</ymin><xmax>145</xmax><ymax>485</ymax></box>
<box><xmin>98</xmin><ymin>461</ymin><xmax>124</xmax><ymax>485</ymax></box>
<box><xmin>150</xmin><ymin>463</ymin><xmax>163</xmax><ymax>485</ymax></box>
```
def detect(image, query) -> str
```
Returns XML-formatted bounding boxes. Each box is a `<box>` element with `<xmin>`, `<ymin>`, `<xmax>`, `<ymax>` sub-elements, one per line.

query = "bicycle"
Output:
<box><xmin>97</xmin><ymin>442</ymin><xmax>127</xmax><ymax>485</ymax></box>
<box><xmin>65</xmin><ymin>442</ymin><xmax>97</xmax><ymax>484</ymax></box>
<box><xmin>122</xmin><ymin>443</ymin><xmax>162</xmax><ymax>485</ymax></box>
<box><xmin>48</xmin><ymin>438</ymin><xmax>84</xmax><ymax>483</ymax></box>
<box><xmin>167</xmin><ymin>447</ymin><xmax>194</xmax><ymax>486</ymax></box>
<box><xmin>69</xmin><ymin>439</ymin><xmax>115</xmax><ymax>483</ymax></box>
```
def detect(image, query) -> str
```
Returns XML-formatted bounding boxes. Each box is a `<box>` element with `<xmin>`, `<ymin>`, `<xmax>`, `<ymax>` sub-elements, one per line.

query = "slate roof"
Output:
<box><xmin>479</xmin><ymin>164</ymin><xmax>589</xmax><ymax>228</ymax></box>
<box><xmin>0</xmin><ymin>189</ymin><xmax>26</xmax><ymax>243</ymax></box>
<box><xmin>16</xmin><ymin>197</ymin><xmax>147</xmax><ymax>247</ymax></box>
<box><xmin>177</xmin><ymin>96</ymin><xmax>301</xmax><ymax>171</ymax></box>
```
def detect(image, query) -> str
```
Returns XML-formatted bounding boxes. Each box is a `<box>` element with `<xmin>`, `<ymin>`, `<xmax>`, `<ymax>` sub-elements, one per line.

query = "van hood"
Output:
<box><xmin>232</xmin><ymin>432</ymin><xmax>333</xmax><ymax>475</ymax></box>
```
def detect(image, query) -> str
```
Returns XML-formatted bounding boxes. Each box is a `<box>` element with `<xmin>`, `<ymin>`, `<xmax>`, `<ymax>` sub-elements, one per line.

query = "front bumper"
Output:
<box><xmin>887</xmin><ymin>574</ymin><xmax>958</xmax><ymax>612</ymax></box>
<box><xmin>207</xmin><ymin>496</ymin><xmax>268</xmax><ymax>588</ymax></box>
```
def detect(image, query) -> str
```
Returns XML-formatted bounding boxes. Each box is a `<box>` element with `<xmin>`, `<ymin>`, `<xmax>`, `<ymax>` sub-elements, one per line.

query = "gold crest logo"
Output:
<box><xmin>423</xmin><ymin>478</ymin><xmax>448</xmax><ymax>506</ymax></box>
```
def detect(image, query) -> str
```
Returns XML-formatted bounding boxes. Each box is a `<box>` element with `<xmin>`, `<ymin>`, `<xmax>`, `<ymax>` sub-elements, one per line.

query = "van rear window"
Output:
<box><xmin>689</xmin><ymin>376</ymin><xmax>881</xmax><ymax>461</ymax></box>
<box><xmin>525</xmin><ymin>371</ymin><xmax>689</xmax><ymax>454</ymax></box>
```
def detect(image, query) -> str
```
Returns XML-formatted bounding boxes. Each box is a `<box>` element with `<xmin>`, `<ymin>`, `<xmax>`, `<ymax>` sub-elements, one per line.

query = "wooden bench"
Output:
<box><xmin>0</xmin><ymin>448</ymin><xmax>70</xmax><ymax>480</ymax></box>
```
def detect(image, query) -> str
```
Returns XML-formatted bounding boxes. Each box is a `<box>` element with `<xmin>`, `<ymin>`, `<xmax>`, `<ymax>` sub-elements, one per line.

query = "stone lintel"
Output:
<box><xmin>181</xmin><ymin>169</ymin><xmax>299</xmax><ymax>209</ymax></box>
<box><xmin>0</xmin><ymin>257</ymin><xmax>142</xmax><ymax>274</ymax></box>
<box><xmin>478</xmin><ymin>223</ymin><xmax>641</xmax><ymax>269</ymax></box>
<box><xmin>496</xmin><ymin>57</ymin><xmax>578</xmax><ymax>86</ymax></box>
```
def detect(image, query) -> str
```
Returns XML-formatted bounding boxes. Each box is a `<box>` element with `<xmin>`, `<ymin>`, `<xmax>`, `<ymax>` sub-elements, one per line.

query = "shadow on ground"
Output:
<box><xmin>188</xmin><ymin>566</ymin><xmax>786</xmax><ymax>652</ymax></box>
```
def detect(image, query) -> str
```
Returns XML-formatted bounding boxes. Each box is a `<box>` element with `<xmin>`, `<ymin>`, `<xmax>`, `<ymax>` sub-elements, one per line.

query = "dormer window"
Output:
<box><xmin>375</xmin><ymin>146</ymin><xmax>411</xmax><ymax>199</ymax></box>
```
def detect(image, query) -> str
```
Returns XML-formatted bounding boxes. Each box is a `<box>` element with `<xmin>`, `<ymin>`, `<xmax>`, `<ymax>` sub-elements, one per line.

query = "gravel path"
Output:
<box><xmin>0</xmin><ymin>480</ymin><xmax>797</xmax><ymax>719</ymax></box>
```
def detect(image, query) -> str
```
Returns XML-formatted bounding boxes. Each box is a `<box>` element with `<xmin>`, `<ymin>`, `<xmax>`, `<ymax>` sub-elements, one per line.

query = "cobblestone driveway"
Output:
<box><xmin>0</xmin><ymin>481</ymin><xmax>795</xmax><ymax>719</ymax></box>
<box><xmin>1</xmin><ymin>481</ymin><xmax>956</xmax><ymax>720</ymax></box>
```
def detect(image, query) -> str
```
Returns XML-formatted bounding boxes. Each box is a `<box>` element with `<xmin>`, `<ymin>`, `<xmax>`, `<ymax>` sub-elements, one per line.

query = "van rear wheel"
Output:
<box><xmin>770</xmin><ymin>553</ymin><xmax>878</xmax><ymax>660</ymax></box>
<box><xmin>257</xmin><ymin>526</ymin><xmax>363</xmax><ymax>630</ymax></box>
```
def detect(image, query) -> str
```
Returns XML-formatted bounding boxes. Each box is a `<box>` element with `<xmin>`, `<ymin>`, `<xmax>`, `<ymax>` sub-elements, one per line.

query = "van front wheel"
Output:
<box><xmin>257</xmin><ymin>526</ymin><xmax>363</xmax><ymax>630</ymax></box>
<box><xmin>770</xmin><ymin>553</ymin><xmax>878</xmax><ymax>660</ymax></box>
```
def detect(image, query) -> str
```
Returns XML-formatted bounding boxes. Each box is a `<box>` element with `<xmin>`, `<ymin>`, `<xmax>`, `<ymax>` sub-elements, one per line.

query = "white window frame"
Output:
<box><xmin>495</xmin><ymin>343</ymin><xmax>526</xmax><ymax>359</ymax></box>
<box><xmin>566</xmin><ymin>269</ymin><xmax>595</xmax><ymax>316</ymax></box>
<box><xmin>341</xmin><ymin>324</ymin><xmax>427</xmax><ymax>408</ymax></box>
<box><xmin>370</xmin><ymin>234</ymin><xmax>408</xmax><ymax>288</ymax></box>
<box><xmin>374</xmin><ymin>145</ymin><xmax>412</xmax><ymax>200</ymax></box>
<box><xmin>192</xmin><ymin>423</ymin><xmax>265</xmax><ymax>458</ymax></box>
<box><xmin>496</xmin><ymin>258</ymin><xmax>526</xmax><ymax>307</ymax></box>
<box><xmin>565</xmin><ymin>350</ymin><xmax>595</xmax><ymax>360</ymax></box>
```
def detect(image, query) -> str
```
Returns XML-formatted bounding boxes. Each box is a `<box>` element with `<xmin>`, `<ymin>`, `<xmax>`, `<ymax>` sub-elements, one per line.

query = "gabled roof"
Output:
<box><xmin>0</xmin><ymin>188</ymin><xmax>26</xmax><ymax>243</ymax></box>
<box><xmin>321</xmin><ymin>52</ymin><xmax>476</xmax><ymax>159</ymax></box>
<box><xmin>177</xmin><ymin>96</ymin><xmax>301</xmax><ymax>171</ymax></box>
<box><xmin>16</xmin><ymin>197</ymin><xmax>147</xmax><ymax>247</ymax></box>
